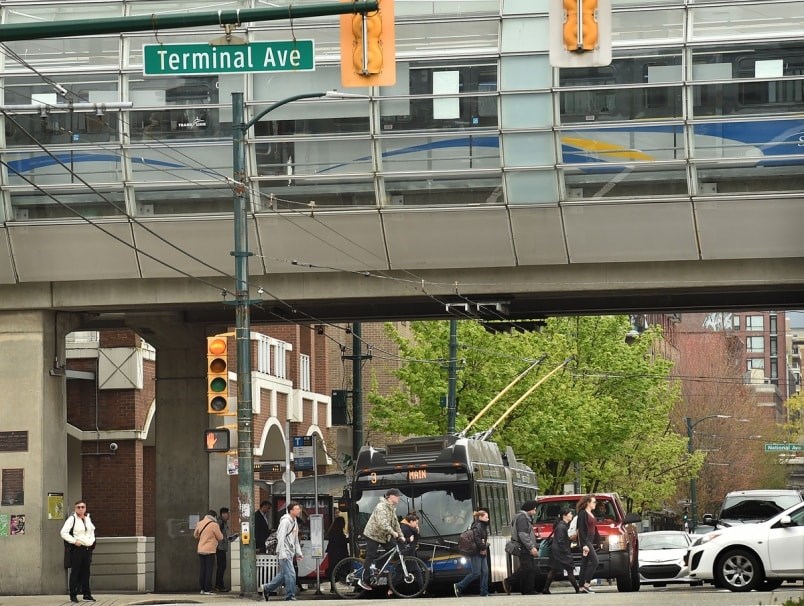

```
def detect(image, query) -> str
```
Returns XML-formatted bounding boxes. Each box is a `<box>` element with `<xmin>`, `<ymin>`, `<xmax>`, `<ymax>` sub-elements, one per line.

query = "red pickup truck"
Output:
<box><xmin>531</xmin><ymin>493</ymin><xmax>642</xmax><ymax>592</ymax></box>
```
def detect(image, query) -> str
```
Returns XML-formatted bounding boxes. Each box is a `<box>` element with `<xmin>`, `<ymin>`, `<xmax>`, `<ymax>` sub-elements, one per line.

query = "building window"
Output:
<box><xmin>770</xmin><ymin>337</ymin><xmax>778</xmax><ymax>357</ymax></box>
<box><xmin>770</xmin><ymin>359</ymin><xmax>778</xmax><ymax>379</ymax></box>
<box><xmin>732</xmin><ymin>315</ymin><xmax>740</xmax><ymax>329</ymax></box>
<box><xmin>769</xmin><ymin>314</ymin><xmax>777</xmax><ymax>334</ymax></box>
<box><xmin>746</xmin><ymin>336</ymin><xmax>764</xmax><ymax>352</ymax></box>
<box><xmin>300</xmin><ymin>354</ymin><xmax>311</xmax><ymax>391</ymax></box>
<box><xmin>745</xmin><ymin>315</ymin><xmax>764</xmax><ymax>331</ymax></box>
<box><xmin>747</xmin><ymin>358</ymin><xmax>765</xmax><ymax>370</ymax></box>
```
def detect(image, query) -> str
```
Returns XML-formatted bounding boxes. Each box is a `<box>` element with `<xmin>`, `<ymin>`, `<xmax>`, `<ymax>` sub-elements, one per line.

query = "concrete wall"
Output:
<box><xmin>91</xmin><ymin>537</ymin><xmax>155</xmax><ymax>592</ymax></box>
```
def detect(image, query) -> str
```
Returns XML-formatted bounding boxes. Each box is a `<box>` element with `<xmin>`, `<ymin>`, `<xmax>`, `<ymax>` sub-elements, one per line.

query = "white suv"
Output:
<box><xmin>688</xmin><ymin>502</ymin><xmax>804</xmax><ymax>592</ymax></box>
<box><xmin>704</xmin><ymin>489</ymin><xmax>804</xmax><ymax>527</ymax></box>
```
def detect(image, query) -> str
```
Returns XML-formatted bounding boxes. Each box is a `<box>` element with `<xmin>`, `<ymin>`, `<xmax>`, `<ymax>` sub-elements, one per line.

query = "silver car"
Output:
<box><xmin>638</xmin><ymin>531</ymin><xmax>702</xmax><ymax>587</ymax></box>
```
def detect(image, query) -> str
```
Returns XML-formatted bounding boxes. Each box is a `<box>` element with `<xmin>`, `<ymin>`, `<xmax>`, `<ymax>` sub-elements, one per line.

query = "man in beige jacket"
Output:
<box><xmin>194</xmin><ymin>510</ymin><xmax>224</xmax><ymax>595</ymax></box>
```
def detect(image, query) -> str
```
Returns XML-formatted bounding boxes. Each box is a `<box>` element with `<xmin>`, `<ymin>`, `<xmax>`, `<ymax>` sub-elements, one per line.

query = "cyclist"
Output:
<box><xmin>358</xmin><ymin>488</ymin><xmax>403</xmax><ymax>591</ymax></box>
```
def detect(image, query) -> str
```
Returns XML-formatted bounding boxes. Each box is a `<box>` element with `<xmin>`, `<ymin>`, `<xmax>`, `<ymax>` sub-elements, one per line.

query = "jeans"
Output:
<box><xmin>361</xmin><ymin>538</ymin><xmax>382</xmax><ymax>583</ymax></box>
<box><xmin>456</xmin><ymin>553</ymin><xmax>489</xmax><ymax>596</ymax></box>
<box><xmin>264</xmin><ymin>557</ymin><xmax>297</xmax><ymax>600</ymax></box>
<box><xmin>579</xmin><ymin>542</ymin><xmax>599</xmax><ymax>585</ymax></box>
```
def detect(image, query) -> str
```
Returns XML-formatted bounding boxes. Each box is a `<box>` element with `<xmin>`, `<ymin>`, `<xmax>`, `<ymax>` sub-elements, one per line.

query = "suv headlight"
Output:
<box><xmin>608</xmin><ymin>535</ymin><xmax>625</xmax><ymax>551</ymax></box>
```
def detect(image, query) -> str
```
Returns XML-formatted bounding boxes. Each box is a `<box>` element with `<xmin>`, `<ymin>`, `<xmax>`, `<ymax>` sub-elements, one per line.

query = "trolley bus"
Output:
<box><xmin>348</xmin><ymin>435</ymin><xmax>538</xmax><ymax>590</ymax></box>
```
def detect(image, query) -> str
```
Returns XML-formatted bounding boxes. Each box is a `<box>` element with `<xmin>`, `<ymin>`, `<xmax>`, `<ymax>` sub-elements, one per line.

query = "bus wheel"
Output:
<box><xmin>331</xmin><ymin>557</ymin><xmax>367</xmax><ymax>599</ymax></box>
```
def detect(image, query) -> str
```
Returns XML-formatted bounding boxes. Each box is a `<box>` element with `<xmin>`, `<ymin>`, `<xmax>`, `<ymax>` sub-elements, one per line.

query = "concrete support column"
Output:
<box><xmin>0</xmin><ymin>310</ymin><xmax>77</xmax><ymax>594</ymax></box>
<box><xmin>151</xmin><ymin>323</ymin><xmax>211</xmax><ymax>592</ymax></box>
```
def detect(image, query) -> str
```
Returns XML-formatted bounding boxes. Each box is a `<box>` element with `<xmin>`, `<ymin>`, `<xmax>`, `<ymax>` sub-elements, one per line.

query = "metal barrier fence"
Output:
<box><xmin>257</xmin><ymin>555</ymin><xmax>279</xmax><ymax>587</ymax></box>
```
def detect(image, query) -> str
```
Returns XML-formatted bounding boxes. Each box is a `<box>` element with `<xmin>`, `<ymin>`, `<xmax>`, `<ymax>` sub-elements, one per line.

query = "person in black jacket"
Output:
<box><xmin>505</xmin><ymin>500</ymin><xmax>539</xmax><ymax>595</ymax></box>
<box><xmin>325</xmin><ymin>516</ymin><xmax>349</xmax><ymax>592</ymax></box>
<box><xmin>400</xmin><ymin>512</ymin><xmax>420</xmax><ymax>555</ymax></box>
<box><xmin>254</xmin><ymin>500</ymin><xmax>272</xmax><ymax>554</ymax></box>
<box><xmin>576</xmin><ymin>495</ymin><xmax>602</xmax><ymax>593</ymax></box>
<box><xmin>454</xmin><ymin>510</ymin><xmax>490</xmax><ymax>597</ymax></box>
<box><xmin>542</xmin><ymin>507</ymin><xmax>580</xmax><ymax>594</ymax></box>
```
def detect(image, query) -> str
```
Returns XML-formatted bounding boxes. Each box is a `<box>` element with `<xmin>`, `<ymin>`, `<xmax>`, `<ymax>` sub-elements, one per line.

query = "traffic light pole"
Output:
<box><xmin>232</xmin><ymin>90</ymin><xmax>365</xmax><ymax>594</ymax></box>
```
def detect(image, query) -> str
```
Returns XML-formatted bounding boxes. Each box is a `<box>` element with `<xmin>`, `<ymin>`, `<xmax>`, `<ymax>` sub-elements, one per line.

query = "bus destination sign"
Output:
<box><xmin>143</xmin><ymin>42</ymin><xmax>315</xmax><ymax>76</ymax></box>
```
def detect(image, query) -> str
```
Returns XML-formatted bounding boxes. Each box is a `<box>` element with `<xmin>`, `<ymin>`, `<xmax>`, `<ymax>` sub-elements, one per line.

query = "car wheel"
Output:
<box><xmin>630</xmin><ymin>559</ymin><xmax>641</xmax><ymax>592</ymax></box>
<box><xmin>715</xmin><ymin>548</ymin><xmax>763</xmax><ymax>592</ymax></box>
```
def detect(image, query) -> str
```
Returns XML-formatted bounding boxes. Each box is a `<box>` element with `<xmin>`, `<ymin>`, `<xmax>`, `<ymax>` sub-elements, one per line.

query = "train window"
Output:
<box><xmin>129</xmin><ymin>76</ymin><xmax>221</xmax><ymax>140</ymax></box>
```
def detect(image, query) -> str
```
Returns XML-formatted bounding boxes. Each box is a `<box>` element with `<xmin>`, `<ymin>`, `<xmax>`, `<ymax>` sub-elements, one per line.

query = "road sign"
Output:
<box><xmin>143</xmin><ymin>42</ymin><xmax>315</xmax><ymax>76</ymax></box>
<box><xmin>764</xmin><ymin>442</ymin><xmax>803</xmax><ymax>452</ymax></box>
<box><xmin>293</xmin><ymin>435</ymin><xmax>315</xmax><ymax>470</ymax></box>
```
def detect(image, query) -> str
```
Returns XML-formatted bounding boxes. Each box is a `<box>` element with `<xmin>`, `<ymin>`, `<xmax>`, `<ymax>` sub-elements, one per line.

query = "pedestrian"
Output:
<box><xmin>358</xmin><ymin>488</ymin><xmax>404</xmax><ymax>591</ymax></box>
<box><xmin>60</xmin><ymin>500</ymin><xmax>97</xmax><ymax>603</ymax></box>
<box><xmin>194</xmin><ymin>509</ymin><xmax>224</xmax><ymax>595</ymax></box>
<box><xmin>542</xmin><ymin>507</ymin><xmax>580</xmax><ymax>594</ymax></box>
<box><xmin>325</xmin><ymin>516</ymin><xmax>350</xmax><ymax>592</ymax></box>
<box><xmin>454</xmin><ymin>509</ymin><xmax>490</xmax><ymax>597</ymax></box>
<box><xmin>215</xmin><ymin>507</ymin><xmax>236</xmax><ymax>592</ymax></box>
<box><xmin>262</xmin><ymin>501</ymin><xmax>303</xmax><ymax>601</ymax></box>
<box><xmin>255</xmin><ymin>500</ymin><xmax>273</xmax><ymax>554</ymax></box>
<box><xmin>400</xmin><ymin>512</ymin><xmax>420</xmax><ymax>555</ymax></box>
<box><xmin>577</xmin><ymin>494</ymin><xmax>602</xmax><ymax>594</ymax></box>
<box><xmin>506</xmin><ymin>500</ymin><xmax>539</xmax><ymax>595</ymax></box>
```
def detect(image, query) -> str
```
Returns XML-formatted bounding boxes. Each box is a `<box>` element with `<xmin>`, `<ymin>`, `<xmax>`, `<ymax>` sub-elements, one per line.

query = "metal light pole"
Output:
<box><xmin>232</xmin><ymin>90</ymin><xmax>364</xmax><ymax>593</ymax></box>
<box><xmin>686</xmin><ymin>414</ymin><xmax>731</xmax><ymax>530</ymax></box>
<box><xmin>446</xmin><ymin>319</ymin><xmax>458</xmax><ymax>433</ymax></box>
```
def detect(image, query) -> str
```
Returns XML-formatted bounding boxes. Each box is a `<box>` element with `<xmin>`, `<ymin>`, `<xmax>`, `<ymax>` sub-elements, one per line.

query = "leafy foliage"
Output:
<box><xmin>367</xmin><ymin>317</ymin><xmax>691</xmax><ymax>512</ymax></box>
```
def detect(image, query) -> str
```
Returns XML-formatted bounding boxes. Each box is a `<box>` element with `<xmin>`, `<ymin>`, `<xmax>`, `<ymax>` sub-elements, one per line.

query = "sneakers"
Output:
<box><xmin>285</xmin><ymin>597</ymin><xmax>297</xmax><ymax>602</ymax></box>
<box><xmin>357</xmin><ymin>579</ymin><xmax>372</xmax><ymax>591</ymax></box>
<box><xmin>453</xmin><ymin>583</ymin><xmax>462</xmax><ymax>598</ymax></box>
<box><xmin>501</xmin><ymin>578</ymin><xmax>511</xmax><ymax>595</ymax></box>
<box><xmin>200</xmin><ymin>590</ymin><xmax>214</xmax><ymax>595</ymax></box>
<box><xmin>579</xmin><ymin>586</ymin><xmax>595</xmax><ymax>594</ymax></box>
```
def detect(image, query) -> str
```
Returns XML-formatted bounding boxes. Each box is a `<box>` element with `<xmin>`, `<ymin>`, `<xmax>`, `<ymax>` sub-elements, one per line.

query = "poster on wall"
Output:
<box><xmin>1</xmin><ymin>468</ymin><xmax>24</xmax><ymax>505</ymax></box>
<box><xmin>10</xmin><ymin>514</ymin><xmax>25</xmax><ymax>535</ymax></box>
<box><xmin>48</xmin><ymin>493</ymin><xmax>64</xmax><ymax>520</ymax></box>
<box><xmin>0</xmin><ymin>513</ymin><xmax>9</xmax><ymax>536</ymax></box>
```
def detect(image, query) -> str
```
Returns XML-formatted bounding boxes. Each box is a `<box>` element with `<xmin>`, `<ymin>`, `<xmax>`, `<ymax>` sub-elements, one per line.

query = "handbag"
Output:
<box><xmin>504</xmin><ymin>540</ymin><xmax>522</xmax><ymax>556</ymax></box>
<box><xmin>64</xmin><ymin>543</ymin><xmax>73</xmax><ymax>569</ymax></box>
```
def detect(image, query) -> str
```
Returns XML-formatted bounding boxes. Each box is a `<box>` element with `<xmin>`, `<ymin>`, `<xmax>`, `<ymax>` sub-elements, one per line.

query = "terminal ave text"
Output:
<box><xmin>143</xmin><ymin>41</ymin><xmax>314</xmax><ymax>75</ymax></box>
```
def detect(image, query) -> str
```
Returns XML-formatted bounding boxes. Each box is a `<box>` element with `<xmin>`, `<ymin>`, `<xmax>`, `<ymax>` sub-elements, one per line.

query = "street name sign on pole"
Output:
<box><xmin>764</xmin><ymin>442</ymin><xmax>803</xmax><ymax>453</ymax></box>
<box><xmin>143</xmin><ymin>42</ymin><xmax>314</xmax><ymax>75</ymax></box>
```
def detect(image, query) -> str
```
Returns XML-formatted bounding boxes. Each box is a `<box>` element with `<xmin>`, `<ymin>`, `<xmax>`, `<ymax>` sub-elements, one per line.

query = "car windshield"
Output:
<box><xmin>639</xmin><ymin>533</ymin><xmax>689</xmax><ymax>550</ymax></box>
<box><xmin>533</xmin><ymin>500</ymin><xmax>578</xmax><ymax>523</ymax></box>
<box><xmin>719</xmin><ymin>496</ymin><xmax>800</xmax><ymax>521</ymax></box>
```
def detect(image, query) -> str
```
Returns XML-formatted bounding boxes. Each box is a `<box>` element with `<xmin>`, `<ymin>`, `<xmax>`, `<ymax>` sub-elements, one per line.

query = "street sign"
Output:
<box><xmin>764</xmin><ymin>442</ymin><xmax>803</xmax><ymax>453</ymax></box>
<box><xmin>293</xmin><ymin>435</ymin><xmax>315</xmax><ymax>470</ymax></box>
<box><xmin>143</xmin><ymin>42</ymin><xmax>315</xmax><ymax>76</ymax></box>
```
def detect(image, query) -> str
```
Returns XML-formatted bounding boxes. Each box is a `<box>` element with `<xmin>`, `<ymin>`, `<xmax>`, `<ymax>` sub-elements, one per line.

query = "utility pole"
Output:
<box><xmin>352</xmin><ymin>323</ymin><xmax>364</xmax><ymax>454</ymax></box>
<box><xmin>446</xmin><ymin>319</ymin><xmax>458</xmax><ymax>433</ymax></box>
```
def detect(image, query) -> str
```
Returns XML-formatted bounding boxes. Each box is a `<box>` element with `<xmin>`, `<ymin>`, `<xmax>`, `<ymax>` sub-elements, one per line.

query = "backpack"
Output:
<box><xmin>568</xmin><ymin>515</ymin><xmax>579</xmax><ymax>541</ymax></box>
<box><xmin>457</xmin><ymin>528</ymin><xmax>476</xmax><ymax>554</ymax></box>
<box><xmin>264</xmin><ymin>530</ymin><xmax>279</xmax><ymax>555</ymax></box>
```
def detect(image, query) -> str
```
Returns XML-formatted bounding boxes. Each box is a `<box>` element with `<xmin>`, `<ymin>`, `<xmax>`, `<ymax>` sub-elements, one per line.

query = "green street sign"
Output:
<box><xmin>143</xmin><ymin>41</ymin><xmax>314</xmax><ymax>75</ymax></box>
<box><xmin>764</xmin><ymin>442</ymin><xmax>803</xmax><ymax>453</ymax></box>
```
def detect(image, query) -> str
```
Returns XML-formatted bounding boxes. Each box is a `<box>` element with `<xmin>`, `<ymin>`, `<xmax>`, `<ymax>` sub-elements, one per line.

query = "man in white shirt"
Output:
<box><xmin>261</xmin><ymin>501</ymin><xmax>303</xmax><ymax>601</ymax></box>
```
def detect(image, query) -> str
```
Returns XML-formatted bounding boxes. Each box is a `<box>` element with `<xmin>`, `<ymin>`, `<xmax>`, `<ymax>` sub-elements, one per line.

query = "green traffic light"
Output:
<box><xmin>210</xmin><ymin>377</ymin><xmax>227</xmax><ymax>392</ymax></box>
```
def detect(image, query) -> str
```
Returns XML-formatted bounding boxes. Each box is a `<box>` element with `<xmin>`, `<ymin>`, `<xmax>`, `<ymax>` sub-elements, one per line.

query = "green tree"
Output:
<box><xmin>367</xmin><ymin>316</ymin><xmax>691</xmax><ymax>513</ymax></box>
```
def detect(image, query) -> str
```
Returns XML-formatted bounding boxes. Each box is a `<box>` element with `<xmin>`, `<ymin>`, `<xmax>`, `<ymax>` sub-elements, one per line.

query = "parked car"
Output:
<box><xmin>702</xmin><ymin>489</ymin><xmax>804</xmax><ymax>528</ymax></box>
<box><xmin>637</xmin><ymin>531</ymin><xmax>701</xmax><ymax>587</ymax></box>
<box><xmin>531</xmin><ymin>493</ymin><xmax>641</xmax><ymax>592</ymax></box>
<box><xmin>687</xmin><ymin>502</ymin><xmax>804</xmax><ymax>592</ymax></box>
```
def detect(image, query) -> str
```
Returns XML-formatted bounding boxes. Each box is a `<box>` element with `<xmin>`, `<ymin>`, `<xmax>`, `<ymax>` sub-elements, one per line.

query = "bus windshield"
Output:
<box><xmin>354</xmin><ymin>472</ymin><xmax>473</xmax><ymax>540</ymax></box>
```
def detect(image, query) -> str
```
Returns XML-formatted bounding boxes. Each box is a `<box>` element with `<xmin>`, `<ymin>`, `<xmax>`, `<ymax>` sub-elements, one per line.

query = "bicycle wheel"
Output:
<box><xmin>331</xmin><ymin>557</ymin><xmax>366</xmax><ymax>599</ymax></box>
<box><xmin>389</xmin><ymin>555</ymin><xmax>430</xmax><ymax>598</ymax></box>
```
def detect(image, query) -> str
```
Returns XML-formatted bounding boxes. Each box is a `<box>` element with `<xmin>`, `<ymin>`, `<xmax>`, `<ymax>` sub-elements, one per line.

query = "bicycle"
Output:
<box><xmin>331</xmin><ymin>539</ymin><xmax>431</xmax><ymax>599</ymax></box>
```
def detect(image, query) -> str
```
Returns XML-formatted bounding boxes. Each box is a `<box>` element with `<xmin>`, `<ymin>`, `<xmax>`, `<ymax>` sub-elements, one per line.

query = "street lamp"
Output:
<box><xmin>231</xmin><ymin>90</ymin><xmax>364</xmax><ymax>594</ymax></box>
<box><xmin>685</xmin><ymin>414</ymin><xmax>731</xmax><ymax>530</ymax></box>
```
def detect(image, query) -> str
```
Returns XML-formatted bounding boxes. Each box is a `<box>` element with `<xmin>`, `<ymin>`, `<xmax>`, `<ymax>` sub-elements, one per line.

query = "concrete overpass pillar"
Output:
<box><xmin>0</xmin><ymin>310</ymin><xmax>78</xmax><ymax>594</ymax></box>
<box><xmin>148</xmin><ymin>322</ymin><xmax>214</xmax><ymax>592</ymax></box>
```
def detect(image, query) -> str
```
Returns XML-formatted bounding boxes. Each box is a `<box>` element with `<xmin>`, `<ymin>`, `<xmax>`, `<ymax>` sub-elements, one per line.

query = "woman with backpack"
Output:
<box><xmin>541</xmin><ymin>507</ymin><xmax>580</xmax><ymax>594</ymax></box>
<box><xmin>453</xmin><ymin>509</ymin><xmax>490</xmax><ymax>597</ymax></box>
<box><xmin>576</xmin><ymin>495</ymin><xmax>602</xmax><ymax>594</ymax></box>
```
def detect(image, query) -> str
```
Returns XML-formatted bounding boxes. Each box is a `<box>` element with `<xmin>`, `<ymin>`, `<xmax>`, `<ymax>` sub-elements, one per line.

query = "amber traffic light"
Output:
<box><xmin>563</xmin><ymin>0</ymin><xmax>599</xmax><ymax>52</ymax></box>
<box><xmin>207</xmin><ymin>336</ymin><xmax>229</xmax><ymax>414</ymax></box>
<box><xmin>340</xmin><ymin>0</ymin><xmax>396</xmax><ymax>87</ymax></box>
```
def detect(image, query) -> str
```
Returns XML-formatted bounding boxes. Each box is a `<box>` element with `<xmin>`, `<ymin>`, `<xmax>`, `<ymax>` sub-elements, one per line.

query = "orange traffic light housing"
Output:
<box><xmin>340</xmin><ymin>0</ymin><xmax>396</xmax><ymax>87</ymax></box>
<box><xmin>563</xmin><ymin>0</ymin><xmax>599</xmax><ymax>52</ymax></box>
<box><xmin>207</xmin><ymin>336</ymin><xmax>229</xmax><ymax>414</ymax></box>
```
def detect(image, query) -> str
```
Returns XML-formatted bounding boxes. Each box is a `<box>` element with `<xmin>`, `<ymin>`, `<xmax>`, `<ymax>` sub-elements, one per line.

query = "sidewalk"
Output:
<box><xmin>0</xmin><ymin>588</ymin><xmax>339</xmax><ymax>606</ymax></box>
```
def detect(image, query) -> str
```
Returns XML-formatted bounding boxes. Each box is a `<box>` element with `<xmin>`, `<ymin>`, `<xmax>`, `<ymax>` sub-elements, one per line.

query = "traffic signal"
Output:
<box><xmin>549</xmin><ymin>0</ymin><xmax>611</xmax><ymax>68</ymax></box>
<box><xmin>204</xmin><ymin>428</ymin><xmax>230</xmax><ymax>453</ymax></box>
<box><xmin>563</xmin><ymin>0</ymin><xmax>599</xmax><ymax>52</ymax></box>
<box><xmin>207</xmin><ymin>336</ymin><xmax>229</xmax><ymax>414</ymax></box>
<box><xmin>340</xmin><ymin>0</ymin><xmax>396</xmax><ymax>87</ymax></box>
